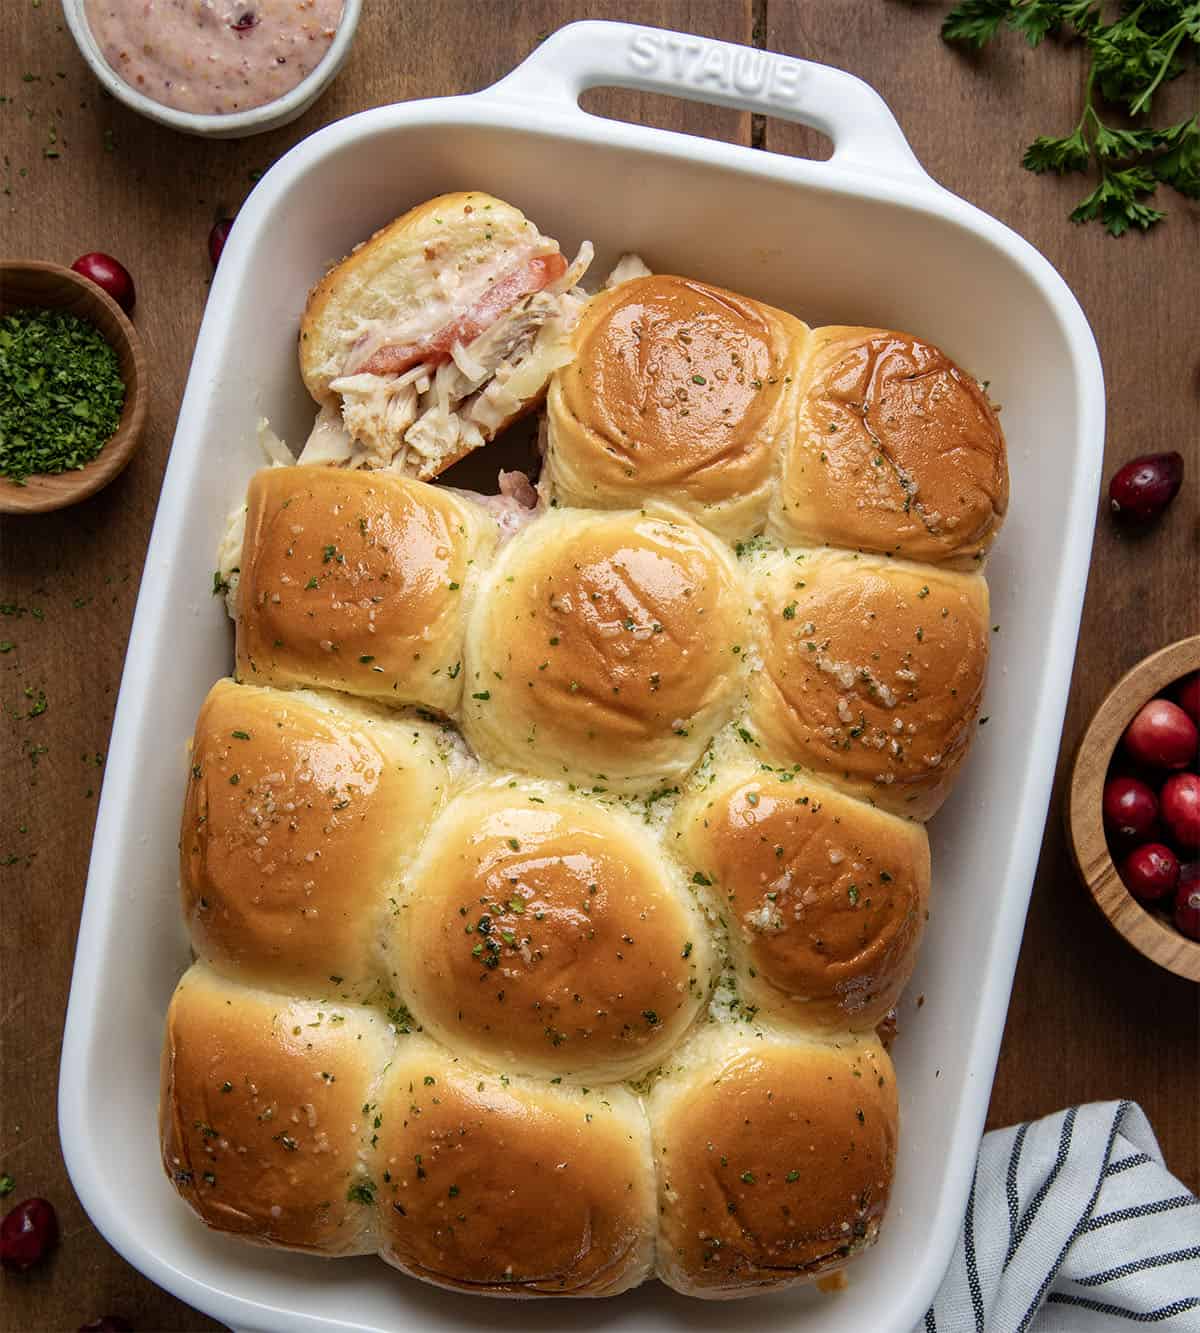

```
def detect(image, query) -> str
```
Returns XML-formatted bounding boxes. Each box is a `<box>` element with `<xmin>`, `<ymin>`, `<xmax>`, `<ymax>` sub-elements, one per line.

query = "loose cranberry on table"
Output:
<box><xmin>0</xmin><ymin>1196</ymin><xmax>58</xmax><ymax>1272</ymax></box>
<box><xmin>1160</xmin><ymin>773</ymin><xmax>1200</xmax><ymax>849</ymax></box>
<box><xmin>1108</xmin><ymin>451</ymin><xmax>1184</xmax><ymax>524</ymax></box>
<box><xmin>71</xmin><ymin>252</ymin><xmax>136</xmax><ymax>315</ymax></box>
<box><xmin>1119</xmin><ymin>842</ymin><xmax>1180</xmax><ymax>902</ymax></box>
<box><xmin>1102</xmin><ymin>774</ymin><xmax>1159</xmax><ymax>841</ymax></box>
<box><xmin>1176</xmin><ymin>672</ymin><xmax>1200</xmax><ymax>728</ymax></box>
<box><xmin>1175</xmin><ymin>863</ymin><xmax>1200</xmax><ymax>942</ymax></box>
<box><xmin>208</xmin><ymin>218</ymin><xmax>234</xmax><ymax>267</ymax></box>
<box><xmin>1122</xmin><ymin>698</ymin><xmax>1199</xmax><ymax>770</ymax></box>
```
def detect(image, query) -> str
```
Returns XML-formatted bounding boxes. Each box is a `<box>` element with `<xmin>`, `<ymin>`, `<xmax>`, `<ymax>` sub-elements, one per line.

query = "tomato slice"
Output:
<box><xmin>357</xmin><ymin>252</ymin><xmax>568</xmax><ymax>378</ymax></box>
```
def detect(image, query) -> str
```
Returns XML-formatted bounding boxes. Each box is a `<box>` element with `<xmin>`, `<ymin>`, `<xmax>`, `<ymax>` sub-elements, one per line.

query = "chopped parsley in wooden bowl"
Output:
<box><xmin>0</xmin><ymin>261</ymin><xmax>146</xmax><ymax>514</ymax></box>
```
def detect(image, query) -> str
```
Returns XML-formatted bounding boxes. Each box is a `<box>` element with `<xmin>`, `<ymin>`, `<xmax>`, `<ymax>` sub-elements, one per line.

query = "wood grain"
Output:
<box><xmin>1</xmin><ymin>3</ymin><xmax>1197</xmax><ymax>1330</ymax></box>
<box><xmin>1069</xmin><ymin>635</ymin><xmax>1200</xmax><ymax>982</ymax></box>
<box><xmin>0</xmin><ymin>262</ymin><xmax>148</xmax><ymax>514</ymax></box>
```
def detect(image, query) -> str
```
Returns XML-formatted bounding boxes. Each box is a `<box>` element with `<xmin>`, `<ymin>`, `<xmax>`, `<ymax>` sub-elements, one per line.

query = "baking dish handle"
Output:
<box><xmin>485</xmin><ymin>20</ymin><xmax>928</xmax><ymax>182</ymax></box>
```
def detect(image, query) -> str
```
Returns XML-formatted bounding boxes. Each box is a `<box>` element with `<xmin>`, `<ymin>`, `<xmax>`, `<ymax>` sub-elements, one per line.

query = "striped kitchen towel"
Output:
<box><xmin>922</xmin><ymin>1101</ymin><xmax>1200</xmax><ymax>1331</ymax></box>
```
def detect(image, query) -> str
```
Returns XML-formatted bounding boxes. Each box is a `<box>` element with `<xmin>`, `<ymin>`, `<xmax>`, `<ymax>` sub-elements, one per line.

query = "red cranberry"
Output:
<box><xmin>0</xmin><ymin>1196</ymin><xmax>59</xmax><ymax>1272</ymax></box>
<box><xmin>230</xmin><ymin>10</ymin><xmax>259</xmax><ymax>31</ymax></box>
<box><xmin>208</xmin><ymin>218</ymin><xmax>234</xmax><ymax>268</ymax></box>
<box><xmin>1174</xmin><ymin>863</ymin><xmax>1200</xmax><ymax>941</ymax></box>
<box><xmin>1108</xmin><ymin>452</ymin><xmax>1183</xmax><ymax>524</ymax></box>
<box><xmin>79</xmin><ymin>1320</ymin><xmax>134</xmax><ymax>1332</ymax></box>
<box><xmin>1102</xmin><ymin>775</ymin><xmax>1159</xmax><ymax>841</ymax></box>
<box><xmin>1161</xmin><ymin>773</ymin><xmax>1200</xmax><ymax>849</ymax></box>
<box><xmin>1176</xmin><ymin>672</ymin><xmax>1200</xmax><ymax>728</ymax></box>
<box><xmin>1119</xmin><ymin>842</ymin><xmax>1179</xmax><ymax>901</ymax></box>
<box><xmin>1123</xmin><ymin>698</ymin><xmax>1198</xmax><ymax>770</ymax></box>
<box><xmin>71</xmin><ymin>252</ymin><xmax>136</xmax><ymax>315</ymax></box>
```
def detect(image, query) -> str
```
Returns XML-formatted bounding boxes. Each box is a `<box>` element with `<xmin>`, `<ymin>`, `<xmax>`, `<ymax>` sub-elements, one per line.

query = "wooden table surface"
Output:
<box><xmin>2</xmin><ymin>3</ymin><xmax>1197</xmax><ymax>1329</ymax></box>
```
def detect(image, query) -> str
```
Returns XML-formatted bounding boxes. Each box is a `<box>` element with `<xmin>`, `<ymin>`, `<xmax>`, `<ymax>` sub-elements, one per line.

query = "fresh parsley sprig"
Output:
<box><xmin>942</xmin><ymin>1</ymin><xmax>1200</xmax><ymax>235</ymax></box>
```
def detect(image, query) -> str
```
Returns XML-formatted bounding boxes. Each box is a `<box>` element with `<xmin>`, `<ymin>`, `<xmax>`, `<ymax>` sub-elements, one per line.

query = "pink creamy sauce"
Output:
<box><xmin>84</xmin><ymin>0</ymin><xmax>344</xmax><ymax>115</ymax></box>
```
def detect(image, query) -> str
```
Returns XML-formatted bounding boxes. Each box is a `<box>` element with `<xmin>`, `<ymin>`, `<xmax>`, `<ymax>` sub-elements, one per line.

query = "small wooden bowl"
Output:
<box><xmin>0</xmin><ymin>260</ymin><xmax>147</xmax><ymax>514</ymax></box>
<box><xmin>1068</xmin><ymin>634</ymin><xmax>1200</xmax><ymax>982</ymax></box>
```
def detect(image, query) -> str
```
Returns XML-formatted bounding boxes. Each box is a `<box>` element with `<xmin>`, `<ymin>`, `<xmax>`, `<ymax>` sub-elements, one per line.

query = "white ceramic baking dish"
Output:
<box><xmin>59</xmin><ymin>21</ymin><xmax>1104</xmax><ymax>1333</ymax></box>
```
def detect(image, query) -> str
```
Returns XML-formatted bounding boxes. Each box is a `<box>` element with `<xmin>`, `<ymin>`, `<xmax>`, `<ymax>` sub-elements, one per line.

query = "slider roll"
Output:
<box><xmin>235</xmin><ymin>465</ymin><xmax>496</xmax><ymax>712</ymax></box>
<box><xmin>462</xmin><ymin>506</ymin><xmax>747</xmax><ymax>793</ymax></box>
<box><xmin>181</xmin><ymin>679</ymin><xmax>451</xmax><ymax>999</ymax></box>
<box><xmin>160</xmin><ymin>965</ymin><xmax>394</xmax><ymax>1256</ymax></box>
<box><xmin>771</xmin><ymin>326</ymin><xmax>1008</xmax><ymax>566</ymax></box>
<box><xmin>375</xmin><ymin>1039</ymin><xmax>656</xmax><ymax>1297</ymax></box>
<box><xmin>749</xmin><ymin>548</ymin><xmax>990</xmax><ymax>820</ymax></box>
<box><xmin>390</xmin><ymin>784</ymin><xmax>713</xmax><ymax>1080</ymax></box>
<box><xmin>677</xmin><ymin>766</ymin><xmax>930</xmax><ymax>1031</ymax></box>
<box><xmin>546</xmin><ymin>274</ymin><xmax>808</xmax><ymax>537</ymax></box>
<box><xmin>650</xmin><ymin>1030</ymin><xmax>898</xmax><ymax>1298</ymax></box>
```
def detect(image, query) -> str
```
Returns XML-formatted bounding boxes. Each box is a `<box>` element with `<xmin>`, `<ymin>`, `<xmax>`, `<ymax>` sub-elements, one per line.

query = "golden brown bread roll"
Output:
<box><xmin>747</xmin><ymin>548</ymin><xmax>990</xmax><ymax>820</ymax></box>
<box><xmin>675</xmin><ymin>764</ymin><xmax>929</xmax><ymax>1031</ymax></box>
<box><xmin>300</xmin><ymin>194</ymin><xmax>545</xmax><ymax>403</ymax></box>
<box><xmin>180</xmin><ymin>679</ymin><xmax>453</xmax><ymax>999</ymax></box>
<box><xmin>770</xmin><ymin>326</ymin><xmax>1008</xmax><ymax>565</ymax></box>
<box><xmin>299</xmin><ymin>192</ymin><xmax>584</xmax><ymax>478</ymax></box>
<box><xmin>545</xmin><ymin>275</ymin><xmax>807</xmax><ymax>536</ymax></box>
<box><xmin>159</xmin><ymin>964</ymin><xmax>394</xmax><ymax>1255</ymax></box>
<box><xmin>649</xmin><ymin>1028</ymin><xmax>898</xmax><ymax>1297</ymax></box>
<box><xmin>389</xmin><ymin>784</ymin><xmax>713</xmax><ymax>1079</ymax></box>
<box><xmin>374</xmin><ymin>1038</ymin><xmax>656</xmax><ymax>1296</ymax></box>
<box><xmin>235</xmin><ymin>465</ymin><xmax>496</xmax><ymax>712</ymax></box>
<box><xmin>462</xmin><ymin>506</ymin><xmax>748</xmax><ymax>791</ymax></box>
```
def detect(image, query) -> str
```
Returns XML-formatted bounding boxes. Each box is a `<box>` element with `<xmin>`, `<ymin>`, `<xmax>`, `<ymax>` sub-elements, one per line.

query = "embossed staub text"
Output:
<box><xmin>627</xmin><ymin>29</ymin><xmax>805</xmax><ymax>105</ymax></box>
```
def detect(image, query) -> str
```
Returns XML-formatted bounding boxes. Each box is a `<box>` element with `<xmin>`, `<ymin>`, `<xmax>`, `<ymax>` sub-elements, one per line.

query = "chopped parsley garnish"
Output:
<box><xmin>0</xmin><ymin>308</ymin><xmax>126</xmax><ymax>483</ymax></box>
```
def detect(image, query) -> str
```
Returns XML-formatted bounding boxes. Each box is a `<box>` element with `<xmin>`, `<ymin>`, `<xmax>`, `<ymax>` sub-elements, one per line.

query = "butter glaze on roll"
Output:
<box><xmin>462</xmin><ymin>506</ymin><xmax>747</xmax><ymax>791</ymax></box>
<box><xmin>375</xmin><ymin>1037</ymin><xmax>656</xmax><ymax>1296</ymax></box>
<box><xmin>181</xmin><ymin>679</ymin><xmax>452</xmax><ymax>999</ymax></box>
<box><xmin>160</xmin><ymin>964</ymin><xmax>392</xmax><ymax>1255</ymax></box>
<box><xmin>771</xmin><ymin>327</ymin><xmax>1008</xmax><ymax>565</ymax></box>
<box><xmin>649</xmin><ymin>1028</ymin><xmax>897</xmax><ymax>1297</ymax></box>
<box><xmin>748</xmin><ymin>548</ymin><xmax>990</xmax><ymax>820</ymax></box>
<box><xmin>546</xmin><ymin>274</ymin><xmax>807</xmax><ymax>537</ymax></box>
<box><xmin>676</xmin><ymin>765</ymin><xmax>929</xmax><ymax>1030</ymax></box>
<box><xmin>390</xmin><ymin>784</ymin><xmax>713</xmax><ymax>1079</ymax></box>
<box><xmin>235</xmin><ymin>466</ymin><xmax>496</xmax><ymax>711</ymax></box>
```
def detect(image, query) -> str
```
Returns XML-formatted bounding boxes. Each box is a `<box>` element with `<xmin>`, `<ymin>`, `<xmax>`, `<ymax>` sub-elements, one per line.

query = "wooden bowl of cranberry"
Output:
<box><xmin>1069</xmin><ymin>635</ymin><xmax>1200</xmax><ymax>981</ymax></box>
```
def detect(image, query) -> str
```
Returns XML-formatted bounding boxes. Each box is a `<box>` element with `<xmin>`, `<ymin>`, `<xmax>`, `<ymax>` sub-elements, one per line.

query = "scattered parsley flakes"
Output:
<box><xmin>346</xmin><ymin>1179</ymin><xmax>376</xmax><ymax>1205</ymax></box>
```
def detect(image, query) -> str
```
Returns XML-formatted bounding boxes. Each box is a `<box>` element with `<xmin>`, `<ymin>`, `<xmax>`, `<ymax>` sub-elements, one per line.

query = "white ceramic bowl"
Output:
<box><xmin>62</xmin><ymin>0</ymin><xmax>362</xmax><ymax>139</ymax></box>
<box><xmin>59</xmin><ymin>21</ymin><xmax>1105</xmax><ymax>1333</ymax></box>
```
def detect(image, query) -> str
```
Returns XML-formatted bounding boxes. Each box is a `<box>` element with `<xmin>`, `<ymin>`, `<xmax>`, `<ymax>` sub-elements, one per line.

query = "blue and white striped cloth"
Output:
<box><xmin>922</xmin><ymin>1101</ymin><xmax>1200</xmax><ymax>1330</ymax></box>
